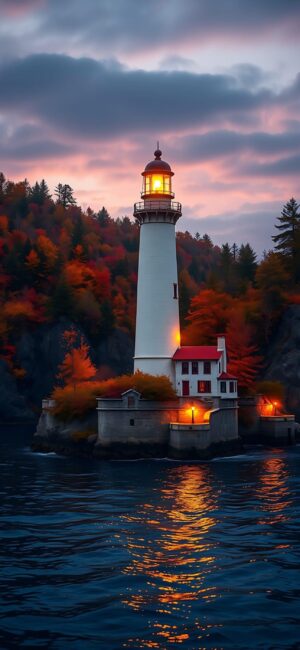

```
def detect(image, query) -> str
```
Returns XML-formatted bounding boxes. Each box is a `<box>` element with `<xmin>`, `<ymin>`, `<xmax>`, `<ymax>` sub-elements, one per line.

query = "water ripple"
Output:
<box><xmin>0</xmin><ymin>429</ymin><xmax>299</xmax><ymax>649</ymax></box>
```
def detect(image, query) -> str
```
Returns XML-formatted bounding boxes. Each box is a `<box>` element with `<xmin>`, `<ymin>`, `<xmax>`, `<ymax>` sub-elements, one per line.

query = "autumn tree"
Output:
<box><xmin>226</xmin><ymin>310</ymin><xmax>262</xmax><ymax>393</ymax></box>
<box><xmin>57</xmin><ymin>329</ymin><xmax>96</xmax><ymax>391</ymax></box>
<box><xmin>183</xmin><ymin>289</ymin><xmax>234</xmax><ymax>344</ymax></box>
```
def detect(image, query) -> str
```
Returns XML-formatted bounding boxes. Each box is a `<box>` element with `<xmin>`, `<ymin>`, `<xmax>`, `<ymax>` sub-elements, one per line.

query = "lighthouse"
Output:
<box><xmin>133</xmin><ymin>147</ymin><xmax>182</xmax><ymax>382</ymax></box>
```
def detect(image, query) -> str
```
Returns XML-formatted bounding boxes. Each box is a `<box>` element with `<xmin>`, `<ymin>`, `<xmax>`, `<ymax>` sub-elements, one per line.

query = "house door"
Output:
<box><xmin>182</xmin><ymin>380</ymin><xmax>190</xmax><ymax>396</ymax></box>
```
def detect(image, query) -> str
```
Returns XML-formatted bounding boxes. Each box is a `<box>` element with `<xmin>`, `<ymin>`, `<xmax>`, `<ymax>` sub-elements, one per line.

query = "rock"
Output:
<box><xmin>263</xmin><ymin>305</ymin><xmax>300</xmax><ymax>419</ymax></box>
<box><xmin>0</xmin><ymin>359</ymin><xmax>34</xmax><ymax>422</ymax></box>
<box><xmin>96</xmin><ymin>328</ymin><xmax>134</xmax><ymax>374</ymax></box>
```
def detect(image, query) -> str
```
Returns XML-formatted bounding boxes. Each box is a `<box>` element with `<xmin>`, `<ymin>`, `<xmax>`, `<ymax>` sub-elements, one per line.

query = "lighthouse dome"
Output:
<box><xmin>143</xmin><ymin>148</ymin><xmax>174</xmax><ymax>175</ymax></box>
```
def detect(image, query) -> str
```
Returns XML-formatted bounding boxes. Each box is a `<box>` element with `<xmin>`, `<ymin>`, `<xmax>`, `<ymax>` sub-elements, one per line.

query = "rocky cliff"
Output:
<box><xmin>0</xmin><ymin>322</ymin><xmax>134</xmax><ymax>422</ymax></box>
<box><xmin>263</xmin><ymin>305</ymin><xmax>300</xmax><ymax>419</ymax></box>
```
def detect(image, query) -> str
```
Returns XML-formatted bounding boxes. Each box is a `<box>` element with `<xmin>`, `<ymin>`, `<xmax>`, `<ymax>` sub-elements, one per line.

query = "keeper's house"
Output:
<box><xmin>173</xmin><ymin>336</ymin><xmax>238</xmax><ymax>400</ymax></box>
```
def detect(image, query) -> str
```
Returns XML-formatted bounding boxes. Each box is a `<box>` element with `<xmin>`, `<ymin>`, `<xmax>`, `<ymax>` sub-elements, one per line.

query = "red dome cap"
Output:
<box><xmin>142</xmin><ymin>147</ymin><xmax>174</xmax><ymax>176</ymax></box>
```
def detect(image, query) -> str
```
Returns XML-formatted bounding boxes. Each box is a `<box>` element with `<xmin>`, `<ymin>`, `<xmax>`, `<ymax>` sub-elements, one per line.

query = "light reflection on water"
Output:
<box><xmin>1</xmin><ymin>428</ymin><xmax>300</xmax><ymax>649</ymax></box>
<box><xmin>256</xmin><ymin>456</ymin><xmax>292</xmax><ymax>525</ymax></box>
<box><xmin>122</xmin><ymin>465</ymin><xmax>222</xmax><ymax>647</ymax></box>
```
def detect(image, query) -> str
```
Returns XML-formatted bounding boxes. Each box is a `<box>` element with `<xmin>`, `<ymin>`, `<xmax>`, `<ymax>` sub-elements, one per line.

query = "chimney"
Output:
<box><xmin>217</xmin><ymin>334</ymin><xmax>227</xmax><ymax>372</ymax></box>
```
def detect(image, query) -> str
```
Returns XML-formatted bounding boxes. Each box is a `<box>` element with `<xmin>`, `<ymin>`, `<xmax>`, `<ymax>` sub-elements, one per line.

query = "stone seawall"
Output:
<box><xmin>32</xmin><ymin>395</ymin><xmax>241</xmax><ymax>460</ymax></box>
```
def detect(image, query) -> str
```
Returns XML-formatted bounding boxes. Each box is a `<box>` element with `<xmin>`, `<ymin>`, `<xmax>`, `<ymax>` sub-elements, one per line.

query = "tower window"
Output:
<box><xmin>173</xmin><ymin>283</ymin><xmax>178</xmax><ymax>299</ymax></box>
<box><xmin>229</xmin><ymin>381</ymin><xmax>235</xmax><ymax>393</ymax></box>
<box><xmin>130</xmin><ymin>418</ymin><xmax>135</xmax><ymax>426</ymax></box>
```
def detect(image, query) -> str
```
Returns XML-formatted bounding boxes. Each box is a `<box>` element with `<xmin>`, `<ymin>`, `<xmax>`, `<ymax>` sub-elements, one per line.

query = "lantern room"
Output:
<box><xmin>141</xmin><ymin>146</ymin><xmax>175</xmax><ymax>199</ymax></box>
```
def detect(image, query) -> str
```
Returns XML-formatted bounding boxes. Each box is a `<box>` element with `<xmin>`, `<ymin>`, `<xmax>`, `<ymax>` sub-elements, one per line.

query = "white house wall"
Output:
<box><xmin>175</xmin><ymin>359</ymin><xmax>220</xmax><ymax>397</ymax></box>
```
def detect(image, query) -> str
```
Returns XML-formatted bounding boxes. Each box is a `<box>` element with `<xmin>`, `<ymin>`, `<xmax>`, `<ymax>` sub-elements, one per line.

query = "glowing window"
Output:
<box><xmin>198</xmin><ymin>380</ymin><xmax>211</xmax><ymax>393</ymax></box>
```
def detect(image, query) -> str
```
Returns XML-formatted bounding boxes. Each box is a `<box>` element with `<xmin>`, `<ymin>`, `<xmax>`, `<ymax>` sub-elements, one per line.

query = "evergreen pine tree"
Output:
<box><xmin>237</xmin><ymin>243</ymin><xmax>257</xmax><ymax>282</ymax></box>
<box><xmin>55</xmin><ymin>183</ymin><xmax>76</xmax><ymax>208</ymax></box>
<box><xmin>272</xmin><ymin>198</ymin><xmax>300</xmax><ymax>281</ymax></box>
<box><xmin>97</xmin><ymin>207</ymin><xmax>110</xmax><ymax>226</ymax></box>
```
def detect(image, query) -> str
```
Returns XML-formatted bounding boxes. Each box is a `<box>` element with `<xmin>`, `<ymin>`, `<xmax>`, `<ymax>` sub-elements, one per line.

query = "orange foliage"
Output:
<box><xmin>57</xmin><ymin>343</ymin><xmax>96</xmax><ymax>388</ymax></box>
<box><xmin>184</xmin><ymin>289</ymin><xmax>234</xmax><ymax>344</ymax></box>
<box><xmin>226</xmin><ymin>310</ymin><xmax>262</xmax><ymax>391</ymax></box>
<box><xmin>64</xmin><ymin>260</ymin><xmax>97</xmax><ymax>292</ymax></box>
<box><xmin>26</xmin><ymin>249</ymin><xmax>40</xmax><ymax>271</ymax></box>
<box><xmin>36</xmin><ymin>235</ymin><xmax>58</xmax><ymax>270</ymax></box>
<box><xmin>52</xmin><ymin>371</ymin><xmax>177</xmax><ymax>419</ymax></box>
<box><xmin>3</xmin><ymin>299</ymin><xmax>36</xmax><ymax>322</ymax></box>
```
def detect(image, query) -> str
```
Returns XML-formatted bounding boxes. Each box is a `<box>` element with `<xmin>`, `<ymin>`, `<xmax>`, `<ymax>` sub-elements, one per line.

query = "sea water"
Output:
<box><xmin>1</xmin><ymin>426</ymin><xmax>299</xmax><ymax>649</ymax></box>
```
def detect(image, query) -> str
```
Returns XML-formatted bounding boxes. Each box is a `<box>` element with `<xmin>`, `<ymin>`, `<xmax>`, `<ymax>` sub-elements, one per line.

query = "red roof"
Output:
<box><xmin>173</xmin><ymin>346</ymin><xmax>222</xmax><ymax>361</ymax></box>
<box><xmin>218</xmin><ymin>372</ymin><xmax>237</xmax><ymax>380</ymax></box>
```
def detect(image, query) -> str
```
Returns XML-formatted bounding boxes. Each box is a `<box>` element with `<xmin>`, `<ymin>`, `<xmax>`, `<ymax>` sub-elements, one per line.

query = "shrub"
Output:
<box><xmin>52</xmin><ymin>371</ymin><xmax>177</xmax><ymax>420</ymax></box>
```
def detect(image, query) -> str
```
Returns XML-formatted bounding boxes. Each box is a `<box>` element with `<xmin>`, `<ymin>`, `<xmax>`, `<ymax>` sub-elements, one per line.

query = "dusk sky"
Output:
<box><xmin>1</xmin><ymin>0</ymin><xmax>300</xmax><ymax>253</ymax></box>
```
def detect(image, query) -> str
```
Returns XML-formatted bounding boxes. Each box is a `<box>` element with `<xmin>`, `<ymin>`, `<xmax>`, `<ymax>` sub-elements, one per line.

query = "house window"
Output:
<box><xmin>130</xmin><ymin>418</ymin><xmax>135</xmax><ymax>426</ymax></box>
<box><xmin>173</xmin><ymin>283</ymin><xmax>178</xmax><ymax>299</ymax></box>
<box><xmin>198</xmin><ymin>380</ymin><xmax>211</xmax><ymax>393</ymax></box>
<box><xmin>220</xmin><ymin>381</ymin><xmax>227</xmax><ymax>393</ymax></box>
<box><xmin>192</xmin><ymin>361</ymin><xmax>198</xmax><ymax>375</ymax></box>
<box><xmin>182</xmin><ymin>361</ymin><xmax>189</xmax><ymax>374</ymax></box>
<box><xmin>229</xmin><ymin>381</ymin><xmax>235</xmax><ymax>393</ymax></box>
<box><xmin>203</xmin><ymin>361</ymin><xmax>211</xmax><ymax>374</ymax></box>
<box><xmin>127</xmin><ymin>396</ymin><xmax>135</xmax><ymax>408</ymax></box>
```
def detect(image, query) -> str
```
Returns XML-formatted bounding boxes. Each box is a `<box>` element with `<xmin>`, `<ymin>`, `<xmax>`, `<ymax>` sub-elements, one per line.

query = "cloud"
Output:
<box><xmin>0</xmin><ymin>53</ymin><xmax>276</xmax><ymax>139</ymax></box>
<box><xmin>242</xmin><ymin>154</ymin><xmax>300</xmax><ymax>177</ymax></box>
<box><xmin>180</xmin><ymin>201</ymin><xmax>283</xmax><ymax>254</ymax></box>
<box><xmin>0</xmin><ymin>121</ymin><xmax>75</xmax><ymax>160</ymax></box>
<box><xmin>173</xmin><ymin>130</ymin><xmax>300</xmax><ymax>162</ymax></box>
<box><xmin>32</xmin><ymin>1</ymin><xmax>300</xmax><ymax>53</ymax></box>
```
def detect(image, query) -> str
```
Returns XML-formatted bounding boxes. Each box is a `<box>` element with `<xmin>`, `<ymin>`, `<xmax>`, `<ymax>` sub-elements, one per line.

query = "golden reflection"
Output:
<box><xmin>121</xmin><ymin>464</ymin><xmax>220</xmax><ymax>647</ymax></box>
<box><xmin>255</xmin><ymin>454</ymin><xmax>291</xmax><ymax>525</ymax></box>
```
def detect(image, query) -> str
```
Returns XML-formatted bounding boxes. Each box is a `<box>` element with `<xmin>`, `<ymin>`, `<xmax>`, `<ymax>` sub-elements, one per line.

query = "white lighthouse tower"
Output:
<box><xmin>133</xmin><ymin>147</ymin><xmax>182</xmax><ymax>382</ymax></box>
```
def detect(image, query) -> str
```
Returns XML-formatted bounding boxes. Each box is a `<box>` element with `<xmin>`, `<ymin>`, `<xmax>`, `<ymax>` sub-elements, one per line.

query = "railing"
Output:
<box><xmin>141</xmin><ymin>191</ymin><xmax>175</xmax><ymax>199</ymax></box>
<box><xmin>134</xmin><ymin>201</ymin><xmax>182</xmax><ymax>213</ymax></box>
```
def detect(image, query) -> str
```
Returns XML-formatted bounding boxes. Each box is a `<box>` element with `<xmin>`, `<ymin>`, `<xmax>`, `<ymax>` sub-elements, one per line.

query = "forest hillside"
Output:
<box><xmin>0</xmin><ymin>173</ymin><xmax>299</xmax><ymax>419</ymax></box>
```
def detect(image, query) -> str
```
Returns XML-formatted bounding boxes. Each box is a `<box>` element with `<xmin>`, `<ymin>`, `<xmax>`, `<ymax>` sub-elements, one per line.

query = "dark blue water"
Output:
<box><xmin>1</xmin><ymin>427</ymin><xmax>300</xmax><ymax>649</ymax></box>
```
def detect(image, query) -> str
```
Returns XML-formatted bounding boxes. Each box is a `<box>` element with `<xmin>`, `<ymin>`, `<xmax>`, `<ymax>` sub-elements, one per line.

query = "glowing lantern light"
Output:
<box><xmin>153</xmin><ymin>176</ymin><xmax>163</xmax><ymax>191</ymax></box>
<box><xmin>191</xmin><ymin>406</ymin><xmax>195</xmax><ymax>424</ymax></box>
<box><xmin>141</xmin><ymin>146</ymin><xmax>174</xmax><ymax>199</ymax></box>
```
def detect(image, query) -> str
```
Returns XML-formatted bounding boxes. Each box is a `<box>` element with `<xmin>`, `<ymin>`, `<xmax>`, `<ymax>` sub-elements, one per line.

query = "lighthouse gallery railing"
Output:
<box><xmin>134</xmin><ymin>201</ymin><xmax>182</xmax><ymax>213</ymax></box>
